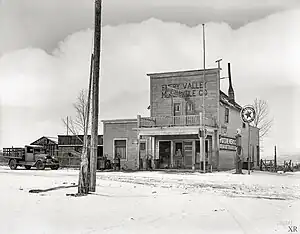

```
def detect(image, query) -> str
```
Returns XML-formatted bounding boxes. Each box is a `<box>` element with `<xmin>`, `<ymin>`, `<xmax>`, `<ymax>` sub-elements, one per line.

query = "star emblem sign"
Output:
<box><xmin>244</xmin><ymin>110</ymin><xmax>253</xmax><ymax>119</ymax></box>
<box><xmin>240</xmin><ymin>105</ymin><xmax>256</xmax><ymax>123</ymax></box>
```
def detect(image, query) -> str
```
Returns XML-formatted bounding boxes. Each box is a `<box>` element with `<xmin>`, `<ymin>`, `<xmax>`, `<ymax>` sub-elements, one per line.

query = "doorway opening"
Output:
<box><xmin>174</xmin><ymin>142</ymin><xmax>184</xmax><ymax>168</ymax></box>
<box><xmin>159</xmin><ymin>141</ymin><xmax>171</xmax><ymax>169</ymax></box>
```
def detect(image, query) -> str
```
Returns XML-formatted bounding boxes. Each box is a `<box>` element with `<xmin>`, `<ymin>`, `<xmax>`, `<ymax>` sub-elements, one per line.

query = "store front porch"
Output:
<box><xmin>137</xmin><ymin>129</ymin><xmax>219</xmax><ymax>171</ymax></box>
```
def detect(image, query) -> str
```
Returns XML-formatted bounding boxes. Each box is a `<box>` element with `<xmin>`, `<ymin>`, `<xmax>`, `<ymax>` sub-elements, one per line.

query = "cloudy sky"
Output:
<box><xmin>0</xmin><ymin>0</ymin><xmax>299</xmax><ymax>157</ymax></box>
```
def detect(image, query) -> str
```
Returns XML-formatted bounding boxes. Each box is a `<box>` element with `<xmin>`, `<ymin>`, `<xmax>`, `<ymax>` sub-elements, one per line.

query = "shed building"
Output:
<box><xmin>30</xmin><ymin>136</ymin><xmax>58</xmax><ymax>157</ymax></box>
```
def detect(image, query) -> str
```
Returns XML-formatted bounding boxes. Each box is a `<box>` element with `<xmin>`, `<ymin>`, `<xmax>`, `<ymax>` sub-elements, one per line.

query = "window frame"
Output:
<box><xmin>186</xmin><ymin>102</ymin><xmax>193</xmax><ymax>112</ymax></box>
<box><xmin>27</xmin><ymin>147</ymin><xmax>33</xmax><ymax>153</ymax></box>
<box><xmin>113</xmin><ymin>138</ymin><xmax>128</xmax><ymax>161</ymax></box>
<box><xmin>140</xmin><ymin>142</ymin><xmax>146</xmax><ymax>151</ymax></box>
<box><xmin>225</xmin><ymin>107</ymin><xmax>230</xmax><ymax>123</ymax></box>
<box><xmin>174</xmin><ymin>103</ymin><xmax>181</xmax><ymax>112</ymax></box>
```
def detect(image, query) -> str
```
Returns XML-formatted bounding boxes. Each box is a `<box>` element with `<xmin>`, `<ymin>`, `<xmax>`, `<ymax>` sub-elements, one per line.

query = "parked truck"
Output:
<box><xmin>3</xmin><ymin>145</ymin><xmax>59</xmax><ymax>170</ymax></box>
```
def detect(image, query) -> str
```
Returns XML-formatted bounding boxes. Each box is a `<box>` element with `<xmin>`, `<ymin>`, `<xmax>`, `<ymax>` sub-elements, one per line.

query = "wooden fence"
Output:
<box><xmin>260</xmin><ymin>159</ymin><xmax>276</xmax><ymax>172</ymax></box>
<box><xmin>260</xmin><ymin>159</ymin><xmax>297</xmax><ymax>172</ymax></box>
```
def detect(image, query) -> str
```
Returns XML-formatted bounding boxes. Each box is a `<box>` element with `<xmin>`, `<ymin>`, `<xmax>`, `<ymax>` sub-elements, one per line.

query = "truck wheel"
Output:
<box><xmin>9</xmin><ymin>159</ymin><xmax>17</xmax><ymax>170</ymax></box>
<box><xmin>36</xmin><ymin>161</ymin><xmax>45</xmax><ymax>170</ymax></box>
<box><xmin>25</xmin><ymin>165</ymin><xmax>31</xmax><ymax>170</ymax></box>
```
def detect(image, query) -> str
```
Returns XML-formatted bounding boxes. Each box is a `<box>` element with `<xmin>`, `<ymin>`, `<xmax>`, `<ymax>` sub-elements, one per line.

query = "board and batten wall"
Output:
<box><xmin>149</xmin><ymin>69</ymin><xmax>220</xmax><ymax>121</ymax></box>
<box><xmin>218</xmin><ymin>104</ymin><xmax>260</xmax><ymax>170</ymax></box>
<box><xmin>103</xmin><ymin>120</ymin><xmax>139</xmax><ymax>170</ymax></box>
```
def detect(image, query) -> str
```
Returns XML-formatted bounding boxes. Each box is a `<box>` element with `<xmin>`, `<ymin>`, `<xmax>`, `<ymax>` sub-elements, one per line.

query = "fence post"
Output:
<box><xmin>274</xmin><ymin>146</ymin><xmax>277</xmax><ymax>172</ymax></box>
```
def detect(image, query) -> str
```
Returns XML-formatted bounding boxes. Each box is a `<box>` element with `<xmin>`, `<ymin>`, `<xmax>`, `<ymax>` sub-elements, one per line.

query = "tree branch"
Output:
<box><xmin>61</xmin><ymin>117</ymin><xmax>84</xmax><ymax>144</ymax></box>
<box><xmin>251</xmin><ymin>98</ymin><xmax>273</xmax><ymax>140</ymax></box>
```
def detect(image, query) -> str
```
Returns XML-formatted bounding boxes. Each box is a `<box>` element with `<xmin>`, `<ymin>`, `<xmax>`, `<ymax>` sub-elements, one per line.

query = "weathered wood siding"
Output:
<box><xmin>149</xmin><ymin>69</ymin><xmax>220</xmax><ymax>121</ymax></box>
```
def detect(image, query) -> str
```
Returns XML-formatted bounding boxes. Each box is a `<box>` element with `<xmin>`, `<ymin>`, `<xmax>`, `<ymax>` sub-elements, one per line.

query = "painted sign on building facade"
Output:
<box><xmin>220</xmin><ymin>136</ymin><xmax>236</xmax><ymax>151</ymax></box>
<box><xmin>149</xmin><ymin>70</ymin><xmax>220</xmax><ymax>118</ymax></box>
<box><xmin>161</xmin><ymin>82</ymin><xmax>208</xmax><ymax>98</ymax></box>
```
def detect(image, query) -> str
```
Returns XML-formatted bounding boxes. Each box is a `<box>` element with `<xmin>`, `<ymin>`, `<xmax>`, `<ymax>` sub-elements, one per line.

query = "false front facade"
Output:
<box><xmin>102</xmin><ymin>65</ymin><xmax>259</xmax><ymax>171</ymax></box>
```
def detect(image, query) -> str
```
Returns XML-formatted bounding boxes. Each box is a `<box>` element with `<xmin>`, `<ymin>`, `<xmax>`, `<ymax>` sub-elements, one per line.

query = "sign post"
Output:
<box><xmin>240</xmin><ymin>105</ymin><xmax>256</xmax><ymax>175</ymax></box>
<box><xmin>235</xmin><ymin>130</ymin><xmax>242</xmax><ymax>174</ymax></box>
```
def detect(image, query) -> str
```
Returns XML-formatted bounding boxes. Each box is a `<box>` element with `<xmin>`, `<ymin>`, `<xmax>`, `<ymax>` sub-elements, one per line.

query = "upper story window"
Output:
<box><xmin>186</xmin><ymin>102</ymin><xmax>193</xmax><ymax>112</ymax></box>
<box><xmin>225</xmin><ymin>108</ymin><xmax>229</xmax><ymax>123</ymax></box>
<box><xmin>174</xmin><ymin>103</ymin><xmax>181</xmax><ymax>112</ymax></box>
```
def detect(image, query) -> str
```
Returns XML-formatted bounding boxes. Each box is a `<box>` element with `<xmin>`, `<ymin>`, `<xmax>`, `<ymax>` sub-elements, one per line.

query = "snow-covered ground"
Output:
<box><xmin>0</xmin><ymin>166</ymin><xmax>299</xmax><ymax>234</ymax></box>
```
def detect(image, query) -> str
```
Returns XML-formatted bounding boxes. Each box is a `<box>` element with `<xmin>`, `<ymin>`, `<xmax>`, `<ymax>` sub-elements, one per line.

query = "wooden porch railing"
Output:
<box><xmin>139</xmin><ymin>115</ymin><xmax>217</xmax><ymax>128</ymax></box>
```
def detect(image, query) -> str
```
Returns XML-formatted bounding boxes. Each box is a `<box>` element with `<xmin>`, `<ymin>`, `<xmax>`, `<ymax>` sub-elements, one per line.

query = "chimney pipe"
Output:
<box><xmin>228</xmin><ymin>63</ymin><xmax>235</xmax><ymax>103</ymax></box>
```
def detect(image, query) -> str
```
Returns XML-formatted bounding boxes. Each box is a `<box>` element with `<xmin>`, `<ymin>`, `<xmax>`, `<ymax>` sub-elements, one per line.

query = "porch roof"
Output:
<box><xmin>135</xmin><ymin>126</ymin><xmax>216</xmax><ymax>136</ymax></box>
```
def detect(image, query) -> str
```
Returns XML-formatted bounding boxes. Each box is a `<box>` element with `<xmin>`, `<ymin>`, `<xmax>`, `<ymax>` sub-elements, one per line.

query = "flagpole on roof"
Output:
<box><xmin>202</xmin><ymin>23</ymin><xmax>206</xmax><ymax>173</ymax></box>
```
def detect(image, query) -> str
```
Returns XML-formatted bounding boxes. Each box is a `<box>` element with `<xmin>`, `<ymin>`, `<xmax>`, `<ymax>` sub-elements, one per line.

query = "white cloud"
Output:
<box><xmin>1</xmin><ymin>0</ymin><xmax>298</xmax><ymax>54</ymax></box>
<box><xmin>0</xmin><ymin>9</ymin><xmax>300</xmax><ymax>155</ymax></box>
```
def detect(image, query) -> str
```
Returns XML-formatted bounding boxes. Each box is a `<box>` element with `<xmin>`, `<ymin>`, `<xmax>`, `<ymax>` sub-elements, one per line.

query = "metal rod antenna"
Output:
<box><xmin>202</xmin><ymin>24</ymin><xmax>206</xmax><ymax>173</ymax></box>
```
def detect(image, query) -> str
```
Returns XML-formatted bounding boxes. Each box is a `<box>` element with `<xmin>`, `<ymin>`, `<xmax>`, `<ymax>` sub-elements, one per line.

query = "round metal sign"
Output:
<box><xmin>240</xmin><ymin>105</ymin><xmax>256</xmax><ymax>123</ymax></box>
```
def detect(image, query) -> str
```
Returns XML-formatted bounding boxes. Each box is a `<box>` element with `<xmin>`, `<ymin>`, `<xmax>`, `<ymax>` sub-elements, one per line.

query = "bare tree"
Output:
<box><xmin>73</xmin><ymin>89</ymin><xmax>91</xmax><ymax>134</ymax></box>
<box><xmin>61</xmin><ymin>52</ymin><xmax>94</xmax><ymax>195</ymax></box>
<box><xmin>251</xmin><ymin>98</ymin><xmax>273</xmax><ymax>139</ymax></box>
<box><xmin>62</xmin><ymin>89</ymin><xmax>91</xmax><ymax>135</ymax></box>
<box><xmin>62</xmin><ymin>116</ymin><xmax>79</xmax><ymax>136</ymax></box>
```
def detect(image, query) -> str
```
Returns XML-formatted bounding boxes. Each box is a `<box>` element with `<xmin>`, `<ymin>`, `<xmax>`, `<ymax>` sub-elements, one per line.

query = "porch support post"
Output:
<box><xmin>170</xmin><ymin>141</ymin><xmax>174</xmax><ymax>168</ymax></box>
<box><xmin>155</xmin><ymin>138</ymin><xmax>159</xmax><ymax>169</ymax></box>
<box><xmin>137</xmin><ymin>115</ymin><xmax>141</xmax><ymax>170</ymax></box>
<box><xmin>137</xmin><ymin>133</ymin><xmax>141</xmax><ymax>170</ymax></box>
<box><xmin>151</xmin><ymin>137</ymin><xmax>156</xmax><ymax>169</ymax></box>
<box><xmin>211</xmin><ymin>133</ymin><xmax>215</xmax><ymax>170</ymax></box>
<box><xmin>214</xmin><ymin>129</ymin><xmax>220</xmax><ymax>171</ymax></box>
<box><xmin>192</xmin><ymin>140</ymin><xmax>196</xmax><ymax>170</ymax></box>
<box><xmin>208</xmin><ymin>135</ymin><xmax>213</xmax><ymax>172</ymax></box>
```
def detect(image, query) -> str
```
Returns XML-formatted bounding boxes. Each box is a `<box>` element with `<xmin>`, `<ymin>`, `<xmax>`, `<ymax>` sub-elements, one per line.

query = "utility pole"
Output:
<box><xmin>78</xmin><ymin>53</ymin><xmax>94</xmax><ymax>194</ymax></box>
<box><xmin>202</xmin><ymin>24</ymin><xmax>206</xmax><ymax>173</ymax></box>
<box><xmin>90</xmin><ymin>0</ymin><xmax>102</xmax><ymax>192</ymax></box>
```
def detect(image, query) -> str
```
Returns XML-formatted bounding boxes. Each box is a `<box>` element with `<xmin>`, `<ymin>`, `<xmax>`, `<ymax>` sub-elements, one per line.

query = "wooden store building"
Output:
<box><xmin>102</xmin><ymin>64</ymin><xmax>260</xmax><ymax>171</ymax></box>
<box><xmin>57</xmin><ymin>135</ymin><xmax>103</xmax><ymax>158</ymax></box>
